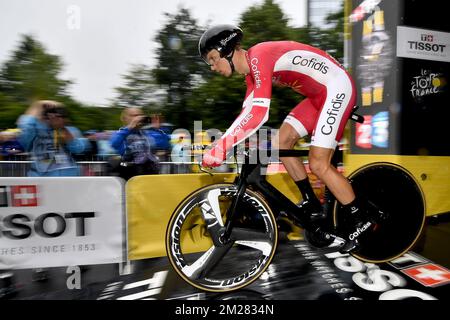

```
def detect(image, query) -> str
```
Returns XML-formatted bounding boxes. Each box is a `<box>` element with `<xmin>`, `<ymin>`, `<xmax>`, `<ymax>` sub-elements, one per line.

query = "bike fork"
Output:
<box><xmin>222</xmin><ymin>178</ymin><xmax>247</xmax><ymax>242</ymax></box>
<box><xmin>199</xmin><ymin>180</ymin><xmax>247</xmax><ymax>247</ymax></box>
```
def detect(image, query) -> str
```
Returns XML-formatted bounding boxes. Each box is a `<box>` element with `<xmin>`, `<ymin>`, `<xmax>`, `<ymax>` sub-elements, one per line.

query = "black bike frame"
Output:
<box><xmin>222</xmin><ymin>104</ymin><xmax>362</xmax><ymax>242</ymax></box>
<box><xmin>222</xmin><ymin>148</ymin><xmax>342</xmax><ymax>241</ymax></box>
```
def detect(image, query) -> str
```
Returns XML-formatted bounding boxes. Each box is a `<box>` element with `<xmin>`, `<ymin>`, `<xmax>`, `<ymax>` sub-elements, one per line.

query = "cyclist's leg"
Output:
<box><xmin>273</xmin><ymin>98</ymin><xmax>322</xmax><ymax>214</ymax></box>
<box><xmin>309</xmin><ymin>73</ymin><xmax>373</xmax><ymax>252</ymax></box>
<box><xmin>308</xmin><ymin>73</ymin><xmax>356</xmax><ymax>205</ymax></box>
<box><xmin>274</xmin><ymin>123</ymin><xmax>307</xmax><ymax>181</ymax></box>
<box><xmin>309</xmin><ymin>146</ymin><xmax>355</xmax><ymax>205</ymax></box>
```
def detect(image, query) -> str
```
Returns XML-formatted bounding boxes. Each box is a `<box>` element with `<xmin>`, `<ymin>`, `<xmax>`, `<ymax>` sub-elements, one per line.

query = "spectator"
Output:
<box><xmin>0</xmin><ymin>129</ymin><xmax>24</xmax><ymax>160</ymax></box>
<box><xmin>109</xmin><ymin>107</ymin><xmax>159</xmax><ymax>180</ymax></box>
<box><xmin>73</xmin><ymin>130</ymin><xmax>99</xmax><ymax>161</ymax></box>
<box><xmin>73</xmin><ymin>130</ymin><xmax>102</xmax><ymax>176</ymax></box>
<box><xmin>146</xmin><ymin>114</ymin><xmax>171</xmax><ymax>150</ymax></box>
<box><xmin>95</xmin><ymin>130</ymin><xmax>116</xmax><ymax>159</ymax></box>
<box><xmin>15</xmin><ymin>100</ymin><xmax>90</xmax><ymax>282</ymax></box>
<box><xmin>17</xmin><ymin>100</ymin><xmax>90</xmax><ymax>177</ymax></box>
<box><xmin>145</xmin><ymin>114</ymin><xmax>171</xmax><ymax>173</ymax></box>
<box><xmin>170</xmin><ymin>133</ymin><xmax>191</xmax><ymax>173</ymax></box>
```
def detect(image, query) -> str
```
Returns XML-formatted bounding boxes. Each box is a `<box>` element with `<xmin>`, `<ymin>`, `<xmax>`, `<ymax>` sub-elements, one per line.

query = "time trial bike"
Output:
<box><xmin>165</xmin><ymin>118</ymin><xmax>425</xmax><ymax>293</ymax></box>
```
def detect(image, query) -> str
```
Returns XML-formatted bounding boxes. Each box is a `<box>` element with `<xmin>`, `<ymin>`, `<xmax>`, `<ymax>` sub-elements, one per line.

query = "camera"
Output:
<box><xmin>139</xmin><ymin>115</ymin><xmax>151</xmax><ymax>125</ymax></box>
<box><xmin>42</xmin><ymin>106</ymin><xmax>67</xmax><ymax>119</ymax></box>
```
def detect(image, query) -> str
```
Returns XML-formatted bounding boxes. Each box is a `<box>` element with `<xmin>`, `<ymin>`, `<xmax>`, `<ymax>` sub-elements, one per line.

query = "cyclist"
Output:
<box><xmin>198</xmin><ymin>24</ymin><xmax>373</xmax><ymax>253</ymax></box>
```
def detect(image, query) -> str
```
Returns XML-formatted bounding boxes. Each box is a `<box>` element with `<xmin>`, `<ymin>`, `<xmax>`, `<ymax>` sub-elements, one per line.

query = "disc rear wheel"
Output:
<box><xmin>334</xmin><ymin>163</ymin><xmax>425</xmax><ymax>263</ymax></box>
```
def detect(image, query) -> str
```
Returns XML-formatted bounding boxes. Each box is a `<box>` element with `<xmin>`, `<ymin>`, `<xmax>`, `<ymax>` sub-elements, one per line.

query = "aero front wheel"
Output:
<box><xmin>166</xmin><ymin>183</ymin><xmax>278</xmax><ymax>292</ymax></box>
<box><xmin>334</xmin><ymin>163</ymin><xmax>426</xmax><ymax>263</ymax></box>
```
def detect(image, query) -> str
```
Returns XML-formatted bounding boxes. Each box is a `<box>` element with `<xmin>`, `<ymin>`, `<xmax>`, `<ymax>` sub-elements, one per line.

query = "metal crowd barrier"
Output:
<box><xmin>1</xmin><ymin>151</ymin><xmax>311</xmax><ymax>177</ymax></box>
<box><xmin>0</xmin><ymin>160</ymin><xmax>236</xmax><ymax>177</ymax></box>
<box><xmin>0</xmin><ymin>161</ymin><xmax>31</xmax><ymax>177</ymax></box>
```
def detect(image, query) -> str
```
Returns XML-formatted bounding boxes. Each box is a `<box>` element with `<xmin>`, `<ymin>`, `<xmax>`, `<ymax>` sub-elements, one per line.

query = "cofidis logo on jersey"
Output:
<box><xmin>251</xmin><ymin>58</ymin><xmax>262</xmax><ymax>88</ymax></box>
<box><xmin>292</xmin><ymin>56</ymin><xmax>329</xmax><ymax>75</ymax></box>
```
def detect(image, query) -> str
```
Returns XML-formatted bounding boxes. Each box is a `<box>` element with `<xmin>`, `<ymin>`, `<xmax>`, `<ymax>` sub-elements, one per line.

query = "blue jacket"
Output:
<box><xmin>17</xmin><ymin>115</ymin><xmax>90</xmax><ymax>176</ymax></box>
<box><xmin>145</xmin><ymin>128</ymin><xmax>171</xmax><ymax>151</ymax></box>
<box><xmin>0</xmin><ymin>139</ymin><xmax>23</xmax><ymax>157</ymax></box>
<box><xmin>110</xmin><ymin>127</ymin><xmax>158</xmax><ymax>164</ymax></box>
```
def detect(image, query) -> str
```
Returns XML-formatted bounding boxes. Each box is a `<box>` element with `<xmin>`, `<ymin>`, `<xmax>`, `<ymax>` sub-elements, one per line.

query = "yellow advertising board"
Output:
<box><xmin>127</xmin><ymin>155</ymin><xmax>449</xmax><ymax>261</ymax></box>
<box><xmin>126</xmin><ymin>172</ymin><xmax>302</xmax><ymax>260</ymax></box>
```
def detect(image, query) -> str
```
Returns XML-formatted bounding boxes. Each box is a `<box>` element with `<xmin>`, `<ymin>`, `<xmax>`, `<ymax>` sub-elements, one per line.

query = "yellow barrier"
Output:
<box><xmin>126</xmin><ymin>172</ymin><xmax>303</xmax><ymax>260</ymax></box>
<box><xmin>127</xmin><ymin>155</ymin><xmax>450</xmax><ymax>260</ymax></box>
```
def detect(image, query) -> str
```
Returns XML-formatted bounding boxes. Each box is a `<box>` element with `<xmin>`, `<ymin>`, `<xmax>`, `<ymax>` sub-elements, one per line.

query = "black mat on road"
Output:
<box><xmin>3</xmin><ymin>240</ymin><xmax>449</xmax><ymax>300</ymax></box>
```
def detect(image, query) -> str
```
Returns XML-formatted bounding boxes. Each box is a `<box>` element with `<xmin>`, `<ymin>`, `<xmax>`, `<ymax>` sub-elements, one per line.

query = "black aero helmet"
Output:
<box><xmin>198</xmin><ymin>24</ymin><xmax>243</xmax><ymax>64</ymax></box>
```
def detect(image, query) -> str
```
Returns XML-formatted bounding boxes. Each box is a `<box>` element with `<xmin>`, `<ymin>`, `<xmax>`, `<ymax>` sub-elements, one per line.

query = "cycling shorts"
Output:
<box><xmin>283</xmin><ymin>71</ymin><xmax>356</xmax><ymax>149</ymax></box>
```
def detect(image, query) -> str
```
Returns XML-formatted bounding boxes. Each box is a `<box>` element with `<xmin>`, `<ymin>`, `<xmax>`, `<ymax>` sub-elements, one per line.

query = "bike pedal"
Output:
<box><xmin>339</xmin><ymin>239</ymin><xmax>360</xmax><ymax>254</ymax></box>
<box><xmin>304</xmin><ymin>228</ymin><xmax>334</xmax><ymax>248</ymax></box>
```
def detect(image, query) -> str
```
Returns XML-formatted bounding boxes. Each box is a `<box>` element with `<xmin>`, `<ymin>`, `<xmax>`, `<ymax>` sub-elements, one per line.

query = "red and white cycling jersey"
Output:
<box><xmin>218</xmin><ymin>41</ymin><xmax>356</xmax><ymax>152</ymax></box>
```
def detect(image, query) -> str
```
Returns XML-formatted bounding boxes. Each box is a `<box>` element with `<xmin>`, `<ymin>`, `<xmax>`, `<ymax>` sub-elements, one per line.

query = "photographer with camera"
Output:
<box><xmin>109</xmin><ymin>107</ymin><xmax>159</xmax><ymax>180</ymax></box>
<box><xmin>17</xmin><ymin>100</ymin><xmax>90</xmax><ymax>177</ymax></box>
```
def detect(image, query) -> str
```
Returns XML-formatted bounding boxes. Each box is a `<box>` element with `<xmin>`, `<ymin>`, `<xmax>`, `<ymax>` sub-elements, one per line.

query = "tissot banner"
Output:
<box><xmin>0</xmin><ymin>177</ymin><xmax>126</xmax><ymax>269</ymax></box>
<box><xmin>397</xmin><ymin>26</ymin><xmax>450</xmax><ymax>63</ymax></box>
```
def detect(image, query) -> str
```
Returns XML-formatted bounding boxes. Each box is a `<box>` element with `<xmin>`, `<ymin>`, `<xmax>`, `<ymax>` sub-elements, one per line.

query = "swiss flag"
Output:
<box><xmin>402</xmin><ymin>264</ymin><xmax>450</xmax><ymax>287</ymax></box>
<box><xmin>11</xmin><ymin>185</ymin><xmax>39</xmax><ymax>207</ymax></box>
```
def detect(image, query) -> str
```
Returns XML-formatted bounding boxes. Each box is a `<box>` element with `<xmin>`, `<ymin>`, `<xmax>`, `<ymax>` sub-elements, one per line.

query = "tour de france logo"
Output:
<box><xmin>410</xmin><ymin>69</ymin><xmax>446</xmax><ymax>100</ymax></box>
